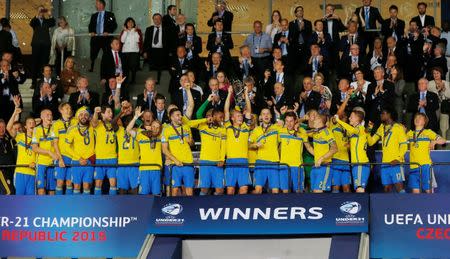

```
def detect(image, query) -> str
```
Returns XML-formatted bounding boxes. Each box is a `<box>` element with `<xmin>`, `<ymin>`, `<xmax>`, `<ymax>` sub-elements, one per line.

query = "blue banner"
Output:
<box><xmin>148</xmin><ymin>194</ymin><xmax>369</xmax><ymax>235</ymax></box>
<box><xmin>0</xmin><ymin>196</ymin><xmax>153</xmax><ymax>258</ymax></box>
<box><xmin>371</xmin><ymin>194</ymin><xmax>450</xmax><ymax>258</ymax></box>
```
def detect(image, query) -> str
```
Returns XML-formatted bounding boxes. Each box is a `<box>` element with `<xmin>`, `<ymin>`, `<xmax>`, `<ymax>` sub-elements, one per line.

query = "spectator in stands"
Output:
<box><xmin>206</xmin><ymin>19</ymin><xmax>234</xmax><ymax>63</ymax></box>
<box><xmin>310</xmin><ymin>19</ymin><xmax>331</xmax><ymax>60</ymax></box>
<box><xmin>273</xmin><ymin>19</ymin><xmax>296</xmax><ymax>74</ymax></box>
<box><xmin>169</xmin><ymin>46</ymin><xmax>192</xmax><ymax>94</ymax></box>
<box><xmin>154</xmin><ymin>94</ymin><xmax>169</xmax><ymax>124</ymax></box>
<box><xmin>339</xmin><ymin>21</ymin><xmax>363</xmax><ymax>58</ymax></box>
<box><xmin>203</xmin><ymin>52</ymin><xmax>226</xmax><ymax>82</ymax></box>
<box><xmin>289</xmin><ymin>6</ymin><xmax>312</xmax><ymax>73</ymax></box>
<box><xmin>0</xmin><ymin>118</ymin><xmax>16</xmax><ymax>194</ymax></box>
<box><xmin>203</xmin><ymin>78</ymin><xmax>227</xmax><ymax>111</ymax></box>
<box><xmin>175</xmin><ymin>14</ymin><xmax>187</xmax><ymax>40</ymax></box>
<box><xmin>187</xmin><ymin>70</ymin><xmax>203</xmax><ymax>97</ymax></box>
<box><xmin>381</xmin><ymin>5</ymin><xmax>405</xmax><ymax>46</ymax></box>
<box><xmin>384</xmin><ymin>55</ymin><xmax>397</xmax><ymax>79</ymax></box>
<box><xmin>298</xmin><ymin>77</ymin><xmax>321</xmax><ymax>117</ymax></box>
<box><xmin>339</xmin><ymin>44</ymin><xmax>366</xmax><ymax>81</ymax></box>
<box><xmin>120</xmin><ymin>17</ymin><xmax>143</xmax><ymax>85</ymax></box>
<box><xmin>368</xmin><ymin>37</ymin><xmax>384</xmax><ymax>71</ymax></box>
<box><xmin>0</xmin><ymin>18</ymin><xmax>21</xmax><ymax>64</ymax></box>
<box><xmin>216</xmin><ymin>71</ymin><xmax>231</xmax><ymax>93</ymax></box>
<box><xmin>272</xmin><ymin>60</ymin><xmax>293</xmax><ymax>94</ymax></box>
<box><xmin>427</xmin><ymin>67</ymin><xmax>450</xmax><ymax>138</ymax></box>
<box><xmin>30</xmin><ymin>5</ymin><xmax>55</xmax><ymax>88</ymax></box>
<box><xmin>162</xmin><ymin>5</ymin><xmax>177</xmax><ymax>31</ymax></box>
<box><xmin>411</xmin><ymin>2</ymin><xmax>435</xmax><ymax>29</ymax></box>
<box><xmin>32</xmin><ymin>81</ymin><xmax>59</xmax><ymax>118</ymax></box>
<box><xmin>88</xmin><ymin>0</ymin><xmax>117</xmax><ymax>72</ymax></box>
<box><xmin>101</xmin><ymin>75</ymin><xmax>130</xmax><ymax>110</ymax></box>
<box><xmin>179</xmin><ymin>23</ymin><xmax>202</xmax><ymax>75</ymax></box>
<box><xmin>244</xmin><ymin>20</ymin><xmax>272</xmax><ymax>79</ymax></box>
<box><xmin>404</xmin><ymin>20</ymin><xmax>424</xmax><ymax>83</ymax></box>
<box><xmin>350</xmin><ymin>68</ymin><xmax>370</xmax><ymax>101</ymax></box>
<box><xmin>266</xmin><ymin>10</ymin><xmax>282</xmax><ymax>43</ymax></box>
<box><xmin>267</xmin><ymin>82</ymin><xmax>292</xmax><ymax>117</ymax></box>
<box><xmin>60</xmin><ymin>56</ymin><xmax>80</xmax><ymax>99</ymax></box>
<box><xmin>136</xmin><ymin>77</ymin><xmax>157</xmax><ymax>111</ymax></box>
<box><xmin>172</xmin><ymin>74</ymin><xmax>201</xmax><ymax>116</ymax></box>
<box><xmin>0</xmin><ymin>18</ymin><xmax>13</xmax><ymax>58</ymax></box>
<box><xmin>34</xmin><ymin>65</ymin><xmax>63</xmax><ymax>101</ymax></box>
<box><xmin>240</xmin><ymin>76</ymin><xmax>264</xmax><ymax>114</ymax></box>
<box><xmin>235</xmin><ymin>45</ymin><xmax>255</xmax><ymax>81</ymax></box>
<box><xmin>408</xmin><ymin>78</ymin><xmax>439</xmax><ymax>132</ymax></box>
<box><xmin>100</xmin><ymin>37</ymin><xmax>123</xmax><ymax>84</ymax></box>
<box><xmin>322</xmin><ymin>4</ymin><xmax>345</xmax><ymax>69</ymax></box>
<box><xmin>366</xmin><ymin>66</ymin><xmax>395</xmax><ymax>126</ymax></box>
<box><xmin>49</xmin><ymin>16</ymin><xmax>75</xmax><ymax>75</ymax></box>
<box><xmin>68</xmin><ymin>75</ymin><xmax>100</xmax><ymax>112</ymax></box>
<box><xmin>384</xmin><ymin>36</ymin><xmax>405</xmax><ymax>68</ymax></box>
<box><xmin>388</xmin><ymin>65</ymin><xmax>406</xmax><ymax>124</ymax></box>
<box><xmin>207</xmin><ymin>1</ymin><xmax>234</xmax><ymax>32</ymax></box>
<box><xmin>1</xmin><ymin>51</ymin><xmax>26</xmax><ymax>85</ymax></box>
<box><xmin>354</xmin><ymin>0</ymin><xmax>383</xmax><ymax>53</ymax></box>
<box><xmin>143</xmin><ymin>13</ymin><xmax>169</xmax><ymax>84</ymax></box>
<box><xmin>0</xmin><ymin>60</ymin><xmax>21</xmax><ymax>122</ymax></box>
<box><xmin>306</xmin><ymin>43</ymin><xmax>328</xmax><ymax>82</ymax></box>
<box><xmin>313</xmin><ymin>73</ymin><xmax>332</xmax><ymax>115</ymax></box>
<box><xmin>426</xmin><ymin>43</ymin><xmax>448</xmax><ymax>80</ymax></box>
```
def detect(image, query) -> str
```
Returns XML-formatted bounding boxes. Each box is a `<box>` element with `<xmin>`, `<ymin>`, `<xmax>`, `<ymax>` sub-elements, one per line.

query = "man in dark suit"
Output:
<box><xmin>305</xmin><ymin>43</ymin><xmax>329</xmax><ymax>82</ymax></box>
<box><xmin>207</xmin><ymin>1</ymin><xmax>234</xmax><ymax>32</ymax></box>
<box><xmin>206</xmin><ymin>19</ymin><xmax>233</xmax><ymax>63</ymax></box>
<box><xmin>339</xmin><ymin>21</ymin><xmax>364</xmax><ymax>58</ymax></box>
<box><xmin>143</xmin><ymin>13</ymin><xmax>170</xmax><ymax>84</ymax></box>
<box><xmin>101</xmin><ymin>76</ymin><xmax>130</xmax><ymax>110</ymax></box>
<box><xmin>339</xmin><ymin>44</ymin><xmax>367</xmax><ymax>81</ymax></box>
<box><xmin>100</xmin><ymin>38</ymin><xmax>123</xmax><ymax>83</ymax></box>
<box><xmin>381</xmin><ymin>5</ymin><xmax>405</xmax><ymax>46</ymax></box>
<box><xmin>411</xmin><ymin>2</ymin><xmax>435</xmax><ymax>29</ymax></box>
<box><xmin>0</xmin><ymin>60</ymin><xmax>21</xmax><ymax>121</ymax></box>
<box><xmin>169</xmin><ymin>46</ymin><xmax>192</xmax><ymax>94</ymax></box>
<box><xmin>273</xmin><ymin>19</ymin><xmax>297</xmax><ymax>74</ymax></box>
<box><xmin>0</xmin><ymin>19</ymin><xmax>12</xmax><ymax>57</ymax></box>
<box><xmin>297</xmin><ymin>77</ymin><xmax>321</xmax><ymax>117</ymax></box>
<box><xmin>32</xmin><ymin>82</ymin><xmax>59</xmax><ymax>118</ymax></box>
<box><xmin>309</xmin><ymin>20</ymin><xmax>332</xmax><ymax>60</ymax></box>
<box><xmin>354</xmin><ymin>0</ymin><xmax>383</xmax><ymax>53</ymax></box>
<box><xmin>34</xmin><ymin>65</ymin><xmax>63</xmax><ymax>101</ymax></box>
<box><xmin>162</xmin><ymin>5</ymin><xmax>177</xmax><ymax>31</ymax></box>
<box><xmin>68</xmin><ymin>76</ymin><xmax>100</xmax><ymax>112</ymax></box>
<box><xmin>365</xmin><ymin>66</ymin><xmax>395</xmax><ymax>126</ymax></box>
<box><xmin>203</xmin><ymin>52</ymin><xmax>228</xmax><ymax>84</ymax></box>
<box><xmin>29</xmin><ymin>6</ymin><xmax>55</xmax><ymax>87</ymax></box>
<box><xmin>88</xmin><ymin>0</ymin><xmax>117</xmax><ymax>72</ymax></box>
<box><xmin>234</xmin><ymin>45</ymin><xmax>256</xmax><ymax>81</ymax></box>
<box><xmin>153</xmin><ymin>94</ymin><xmax>170</xmax><ymax>124</ymax></box>
<box><xmin>203</xmin><ymin>78</ymin><xmax>228</xmax><ymax>111</ymax></box>
<box><xmin>404</xmin><ymin>20</ymin><xmax>425</xmax><ymax>83</ymax></box>
<box><xmin>172</xmin><ymin>75</ymin><xmax>201</xmax><ymax>117</ymax></box>
<box><xmin>178</xmin><ymin>23</ymin><xmax>202</xmax><ymax>75</ymax></box>
<box><xmin>383</xmin><ymin>36</ymin><xmax>406</xmax><ymax>68</ymax></box>
<box><xmin>322</xmin><ymin>4</ymin><xmax>346</xmax><ymax>69</ymax></box>
<box><xmin>289</xmin><ymin>6</ymin><xmax>312</xmax><ymax>73</ymax></box>
<box><xmin>407</xmin><ymin>78</ymin><xmax>439</xmax><ymax>132</ymax></box>
<box><xmin>271</xmin><ymin>60</ymin><xmax>294</xmax><ymax>94</ymax></box>
<box><xmin>136</xmin><ymin>77</ymin><xmax>158</xmax><ymax>111</ymax></box>
<box><xmin>330</xmin><ymin>79</ymin><xmax>361</xmax><ymax>115</ymax></box>
<box><xmin>267</xmin><ymin>82</ymin><xmax>293</xmax><ymax>116</ymax></box>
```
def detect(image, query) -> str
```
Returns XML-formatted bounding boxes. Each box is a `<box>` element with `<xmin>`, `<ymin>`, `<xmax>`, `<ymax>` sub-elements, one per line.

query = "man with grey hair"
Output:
<box><xmin>366</xmin><ymin>66</ymin><xmax>395</xmax><ymax>126</ymax></box>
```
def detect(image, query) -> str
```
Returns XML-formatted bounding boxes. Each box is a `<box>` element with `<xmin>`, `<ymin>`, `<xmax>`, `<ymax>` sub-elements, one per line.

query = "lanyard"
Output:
<box><xmin>171</xmin><ymin>124</ymin><xmax>184</xmax><ymax>144</ymax></box>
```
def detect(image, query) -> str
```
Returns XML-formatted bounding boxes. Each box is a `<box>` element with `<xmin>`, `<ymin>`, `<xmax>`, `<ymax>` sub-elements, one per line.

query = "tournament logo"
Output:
<box><xmin>155</xmin><ymin>203</ymin><xmax>185</xmax><ymax>226</ymax></box>
<box><xmin>336</xmin><ymin>201</ymin><xmax>365</xmax><ymax>226</ymax></box>
<box><xmin>161</xmin><ymin>203</ymin><xmax>183</xmax><ymax>216</ymax></box>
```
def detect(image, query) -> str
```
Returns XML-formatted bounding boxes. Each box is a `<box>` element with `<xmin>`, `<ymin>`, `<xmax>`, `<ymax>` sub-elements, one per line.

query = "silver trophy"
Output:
<box><xmin>231</xmin><ymin>79</ymin><xmax>245</xmax><ymax>105</ymax></box>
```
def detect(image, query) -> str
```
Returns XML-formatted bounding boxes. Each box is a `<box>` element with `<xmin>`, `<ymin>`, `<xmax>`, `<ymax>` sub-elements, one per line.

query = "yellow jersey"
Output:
<box><xmin>136</xmin><ymin>131</ymin><xmax>162</xmax><ymax>170</ymax></box>
<box><xmin>116</xmin><ymin>126</ymin><xmax>140</xmax><ymax>165</ymax></box>
<box><xmin>51</xmin><ymin>118</ymin><xmax>77</xmax><ymax>158</ymax></box>
<box><xmin>15</xmin><ymin>133</ymin><xmax>36</xmax><ymax>175</ymax></box>
<box><xmin>311</xmin><ymin>127</ymin><xmax>335</xmax><ymax>163</ymax></box>
<box><xmin>161</xmin><ymin>123</ymin><xmax>193</xmax><ymax>163</ymax></box>
<box><xmin>407</xmin><ymin>129</ymin><xmax>439</xmax><ymax>168</ymax></box>
<box><xmin>279</xmin><ymin>127</ymin><xmax>308</xmax><ymax>167</ymax></box>
<box><xmin>336</xmin><ymin>118</ymin><xmax>369</xmax><ymax>163</ymax></box>
<box><xmin>249</xmin><ymin>124</ymin><xmax>280</xmax><ymax>162</ymax></box>
<box><xmin>224</xmin><ymin>121</ymin><xmax>251</xmax><ymax>159</ymax></box>
<box><xmin>65</xmin><ymin>124</ymin><xmax>95</xmax><ymax>160</ymax></box>
<box><xmin>330</xmin><ymin>122</ymin><xmax>350</xmax><ymax>162</ymax></box>
<box><xmin>32</xmin><ymin>125</ymin><xmax>54</xmax><ymax>165</ymax></box>
<box><xmin>369</xmin><ymin>123</ymin><xmax>408</xmax><ymax>163</ymax></box>
<box><xmin>194</xmin><ymin>123</ymin><xmax>226</xmax><ymax>162</ymax></box>
<box><xmin>94</xmin><ymin>121</ymin><xmax>117</xmax><ymax>160</ymax></box>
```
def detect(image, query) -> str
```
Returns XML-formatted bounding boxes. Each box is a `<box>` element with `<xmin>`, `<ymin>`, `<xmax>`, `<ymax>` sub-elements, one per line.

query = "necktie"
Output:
<box><xmin>96</xmin><ymin>12</ymin><xmax>103</xmax><ymax>34</ymax></box>
<box><xmin>365</xmin><ymin>8</ymin><xmax>370</xmax><ymax>29</ymax></box>
<box><xmin>182</xmin><ymin>89</ymin><xmax>188</xmax><ymax>112</ymax></box>
<box><xmin>243</xmin><ymin>59</ymin><xmax>249</xmax><ymax>77</ymax></box>
<box><xmin>276</xmin><ymin>73</ymin><xmax>280</xmax><ymax>83</ymax></box>
<box><xmin>420</xmin><ymin>92</ymin><xmax>426</xmax><ymax>113</ymax></box>
<box><xmin>276</xmin><ymin>95</ymin><xmax>280</xmax><ymax>103</ymax></box>
<box><xmin>341</xmin><ymin>93</ymin><xmax>346</xmax><ymax>101</ymax></box>
<box><xmin>313</xmin><ymin>58</ymin><xmax>318</xmax><ymax>71</ymax></box>
<box><xmin>148</xmin><ymin>92</ymin><xmax>153</xmax><ymax>108</ymax></box>
<box><xmin>179</xmin><ymin>59</ymin><xmax>184</xmax><ymax>66</ymax></box>
<box><xmin>153</xmin><ymin>27</ymin><xmax>160</xmax><ymax>45</ymax></box>
<box><xmin>158</xmin><ymin>111</ymin><xmax>163</xmax><ymax>121</ymax></box>
<box><xmin>114</xmin><ymin>51</ymin><xmax>119</xmax><ymax>67</ymax></box>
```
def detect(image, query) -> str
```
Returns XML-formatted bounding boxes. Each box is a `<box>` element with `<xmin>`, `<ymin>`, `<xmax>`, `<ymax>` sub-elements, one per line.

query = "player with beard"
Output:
<box><xmin>66</xmin><ymin>107</ymin><xmax>95</xmax><ymax>194</ymax></box>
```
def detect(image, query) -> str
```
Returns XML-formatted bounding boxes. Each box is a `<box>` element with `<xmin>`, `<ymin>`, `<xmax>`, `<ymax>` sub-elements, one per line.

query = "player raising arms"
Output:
<box><xmin>308</xmin><ymin>110</ymin><xmax>338</xmax><ymax>193</ymax></box>
<box><xmin>250</xmin><ymin>108</ymin><xmax>281</xmax><ymax>194</ymax></box>
<box><xmin>224</xmin><ymin>87</ymin><xmax>253</xmax><ymax>195</ymax></box>
<box><xmin>51</xmin><ymin>102</ymin><xmax>77</xmax><ymax>195</ymax></box>
<box><xmin>330</xmin><ymin>113</ymin><xmax>351</xmax><ymax>193</ymax></box>
<box><xmin>368</xmin><ymin>109</ymin><xmax>408</xmax><ymax>193</ymax></box>
<box><xmin>407</xmin><ymin>113</ymin><xmax>446</xmax><ymax>193</ymax></box>
<box><xmin>279</xmin><ymin>111</ymin><xmax>313</xmax><ymax>193</ymax></box>
<box><xmin>66</xmin><ymin>107</ymin><xmax>95</xmax><ymax>195</ymax></box>
<box><xmin>32</xmin><ymin>109</ymin><xmax>58</xmax><ymax>195</ymax></box>
<box><xmin>6</xmin><ymin>102</ymin><xmax>36</xmax><ymax>195</ymax></box>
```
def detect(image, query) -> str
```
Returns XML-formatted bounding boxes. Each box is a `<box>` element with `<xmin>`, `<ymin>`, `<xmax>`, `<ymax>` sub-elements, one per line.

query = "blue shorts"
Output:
<box><xmin>198</xmin><ymin>160</ymin><xmax>224</xmax><ymax>188</ymax></box>
<box><xmin>225</xmin><ymin>158</ymin><xmax>251</xmax><ymax>187</ymax></box>
<box><xmin>331</xmin><ymin>159</ymin><xmax>351</xmax><ymax>187</ymax></box>
<box><xmin>381</xmin><ymin>165</ymin><xmax>405</xmax><ymax>186</ymax></box>
<box><xmin>254</xmin><ymin>160</ymin><xmax>279</xmax><ymax>189</ymax></box>
<box><xmin>14</xmin><ymin>173</ymin><xmax>35</xmax><ymax>195</ymax></box>
<box><xmin>280</xmin><ymin>166</ymin><xmax>304</xmax><ymax>192</ymax></box>
<box><xmin>164</xmin><ymin>165</ymin><xmax>171</xmax><ymax>186</ymax></box>
<box><xmin>408</xmin><ymin>164</ymin><xmax>432</xmax><ymax>191</ymax></box>
<box><xmin>171</xmin><ymin>166</ymin><xmax>195</xmax><ymax>188</ymax></box>
<box><xmin>71</xmin><ymin>160</ymin><xmax>94</xmax><ymax>185</ymax></box>
<box><xmin>352</xmin><ymin>165</ymin><xmax>371</xmax><ymax>190</ymax></box>
<box><xmin>139</xmin><ymin>170</ymin><xmax>161</xmax><ymax>195</ymax></box>
<box><xmin>55</xmin><ymin>156</ymin><xmax>72</xmax><ymax>181</ymax></box>
<box><xmin>36</xmin><ymin>164</ymin><xmax>56</xmax><ymax>191</ymax></box>
<box><xmin>311</xmin><ymin>165</ymin><xmax>332</xmax><ymax>191</ymax></box>
<box><xmin>117</xmin><ymin>165</ymin><xmax>139</xmax><ymax>190</ymax></box>
<box><xmin>94</xmin><ymin>159</ymin><xmax>117</xmax><ymax>180</ymax></box>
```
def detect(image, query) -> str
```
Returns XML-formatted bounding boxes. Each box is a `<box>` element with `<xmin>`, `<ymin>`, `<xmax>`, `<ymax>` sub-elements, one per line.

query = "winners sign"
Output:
<box><xmin>0</xmin><ymin>196</ymin><xmax>153</xmax><ymax>257</ymax></box>
<box><xmin>148</xmin><ymin>193</ymin><xmax>369</xmax><ymax>235</ymax></box>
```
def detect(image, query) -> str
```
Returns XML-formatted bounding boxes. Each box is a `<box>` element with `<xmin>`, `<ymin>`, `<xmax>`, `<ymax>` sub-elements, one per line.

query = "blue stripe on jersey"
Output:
<box><xmin>279</xmin><ymin>134</ymin><xmax>303</xmax><ymax>141</ymax></box>
<box><xmin>256</xmin><ymin>131</ymin><xmax>278</xmax><ymax>143</ymax></box>
<box><xmin>168</xmin><ymin>133</ymin><xmax>190</xmax><ymax>140</ymax></box>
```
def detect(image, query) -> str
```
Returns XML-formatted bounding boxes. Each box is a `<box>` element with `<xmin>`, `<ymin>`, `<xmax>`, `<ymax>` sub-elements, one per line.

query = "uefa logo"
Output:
<box><xmin>161</xmin><ymin>203</ymin><xmax>183</xmax><ymax>216</ymax></box>
<box><xmin>340</xmin><ymin>201</ymin><xmax>362</xmax><ymax>215</ymax></box>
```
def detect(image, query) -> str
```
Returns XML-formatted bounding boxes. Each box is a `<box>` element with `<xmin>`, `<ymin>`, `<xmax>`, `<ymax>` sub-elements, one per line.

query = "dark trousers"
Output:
<box><xmin>54</xmin><ymin>48</ymin><xmax>71</xmax><ymax>75</ymax></box>
<box><xmin>31</xmin><ymin>44</ymin><xmax>51</xmax><ymax>86</ymax></box>
<box><xmin>90</xmin><ymin>36</ymin><xmax>112</xmax><ymax>70</ymax></box>
<box><xmin>123</xmin><ymin>52</ymin><xmax>140</xmax><ymax>84</ymax></box>
<box><xmin>148</xmin><ymin>47</ymin><xmax>167</xmax><ymax>83</ymax></box>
